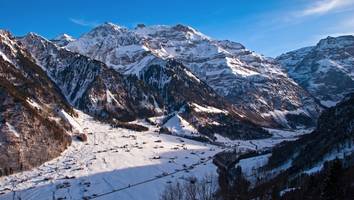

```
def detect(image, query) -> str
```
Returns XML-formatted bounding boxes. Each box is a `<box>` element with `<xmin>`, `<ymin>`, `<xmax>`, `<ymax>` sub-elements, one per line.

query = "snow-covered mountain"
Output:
<box><xmin>140</xmin><ymin>60</ymin><xmax>270</xmax><ymax>140</ymax></box>
<box><xmin>20</xmin><ymin>32</ymin><xmax>269</xmax><ymax>140</ymax></box>
<box><xmin>51</xmin><ymin>34</ymin><xmax>75</xmax><ymax>47</ymax></box>
<box><xmin>66</xmin><ymin>22</ymin><xmax>321</xmax><ymax>129</ymax></box>
<box><xmin>20</xmin><ymin>33</ymin><xmax>162</xmax><ymax>122</ymax></box>
<box><xmin>0</xmin><ymin>30</ymin><xmax>74</xmax><ymax>176</ymax></box>
<box><xmin>277</xmin><ymin>35</ymin><xmax>354</xmax><ymax>107</ymax></box>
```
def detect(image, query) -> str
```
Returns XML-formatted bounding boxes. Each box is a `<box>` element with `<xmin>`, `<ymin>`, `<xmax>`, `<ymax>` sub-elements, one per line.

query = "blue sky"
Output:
<box><xmin>2</xmin><ymin>0</ymin><xmax>354</xmax><ymax>56</ymax></box>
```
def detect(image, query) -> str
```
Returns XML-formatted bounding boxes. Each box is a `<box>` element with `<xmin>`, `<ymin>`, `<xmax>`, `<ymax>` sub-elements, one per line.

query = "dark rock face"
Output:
<box><xmin>277</xmin><ymin>35</ymin><xmax>354</xmax><ymax>108</ymax></box>
<box><xmin>0</xmin><ymin>31</ymin><xmax>73</xmax><ymax>176</ymax></box>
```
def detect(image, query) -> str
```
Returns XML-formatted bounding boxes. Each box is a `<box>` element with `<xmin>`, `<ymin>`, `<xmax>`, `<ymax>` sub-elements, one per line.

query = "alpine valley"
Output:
<box><xmin>0</xmin><ymin>23</ymin><xmax>353</xmax><ymax>200</ymax></box>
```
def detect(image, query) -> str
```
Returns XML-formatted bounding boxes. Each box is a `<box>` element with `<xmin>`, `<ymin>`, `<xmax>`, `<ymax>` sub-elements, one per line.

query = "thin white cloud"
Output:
<box><xmin>298</xmin><ymin>0</ymin><xmax>354</xmax><ymax>16</ymax></box>
<box><xmin>69</xmin><ymin>18</ymin><xmax>99</xmax><ymax>27</ymax></box>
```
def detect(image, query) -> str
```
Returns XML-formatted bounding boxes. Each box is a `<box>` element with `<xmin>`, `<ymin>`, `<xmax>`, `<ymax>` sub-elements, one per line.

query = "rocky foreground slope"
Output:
<box><xmin>0</xmin><ymin>31</ymin><xmax>74</xmax><ymax>176</ymax></box>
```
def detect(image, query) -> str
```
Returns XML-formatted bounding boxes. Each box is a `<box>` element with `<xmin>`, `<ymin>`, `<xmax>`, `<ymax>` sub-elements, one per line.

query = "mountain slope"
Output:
<box><xmin>277</xmin><ymin>35</ymin><xmax>354</xmax><ymax>107</ymax></box>
<box><xmin>214</xmin><ymin>93</ymin><xmax>354</xmax><ymax>200</ymax></box>
<box><xmin>20</xmin><ymin>33</ymin><xmax>162</xmax><ymax>122</ymax></box>
<box><xmin>0</xmin><ymin>30</ymin><xmax>74</xmax><ymax>176</ymax></box>
<box><xmin>21</xmin><ymin>32</ymin><xmax>268</xmax><ymax>140</ymax></box>
<box><xmin>140</xmin><ymin>60</ymin><xmax>270</xmax><ymax>139</ymax></box>
<box><xmin>267</xmin><ymin>93</ymin><xmax>354</xmax><ymax>174</ymax></box>
<box><xmin>66</xmin><ymin>23</ymin><xmax>320</xmax><ymax>129</ymax></box>
<box><xmin>249</xmin><ymin>93</ymin><xmax>354</xmax><ymax>199</ymax></box>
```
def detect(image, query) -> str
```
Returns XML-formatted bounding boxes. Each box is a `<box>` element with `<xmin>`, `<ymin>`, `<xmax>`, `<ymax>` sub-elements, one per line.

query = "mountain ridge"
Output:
<box><xmin>277</xmin><ymin>35</ymin><xmax>354</xmax><ymax>108</ymax></box>
<box><xmin>65</xmin><ymin>22</ymin><xmax>322</xmax><ymax>129</ymax></box>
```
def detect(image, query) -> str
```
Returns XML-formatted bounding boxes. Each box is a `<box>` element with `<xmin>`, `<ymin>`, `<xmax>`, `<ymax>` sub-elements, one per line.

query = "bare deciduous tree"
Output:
<box><xmin>160</xmin><ymin>174</ymin><xmax>219</xmax><ymax>200</ymax></box>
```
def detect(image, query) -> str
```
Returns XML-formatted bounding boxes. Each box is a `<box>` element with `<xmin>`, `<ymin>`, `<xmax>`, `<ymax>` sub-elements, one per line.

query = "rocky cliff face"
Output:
<box><xmin>65</xmin><ymin>23</ymin><xmax>321</xmax><ymax>129</ymax></box>
<box><xmin>277</xmin><ymin>35</ymin><xmax>354</xmax><ymax>108</ymax></box>
<box><xmin>0</xmin><ymin>30</ymin><xmax>73</xmax><ymax>176</ymax></box>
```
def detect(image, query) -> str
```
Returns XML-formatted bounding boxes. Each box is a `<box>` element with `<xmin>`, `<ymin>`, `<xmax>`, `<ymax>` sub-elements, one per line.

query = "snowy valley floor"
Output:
<box><xmin>0</xmin><ymin>112</ymin><xmax>222</xmax><ymax>200</ymax></box>
<box><xmin>0</xmin><ymin>112</ymin><xmax>310</xmax><ymax>200</ymax></box>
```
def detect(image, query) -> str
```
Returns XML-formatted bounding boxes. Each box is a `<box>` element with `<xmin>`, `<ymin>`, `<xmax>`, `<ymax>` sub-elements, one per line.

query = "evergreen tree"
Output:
<box><xmin>321</xmin><ymin>159</ymin><xmax>344</xmax><ymax>200</ymax></box>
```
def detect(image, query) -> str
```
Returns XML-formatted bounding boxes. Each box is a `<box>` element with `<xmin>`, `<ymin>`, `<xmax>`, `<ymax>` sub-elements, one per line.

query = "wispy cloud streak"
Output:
<box><xmin>69</xmin><ymin>18</ymin><xmax>99</xmax><ymax>27</ymax></box>
<box><xmin>298</xmin><ymin>0</ymin><xmax>354</xmax><ymax>16</ymax></box>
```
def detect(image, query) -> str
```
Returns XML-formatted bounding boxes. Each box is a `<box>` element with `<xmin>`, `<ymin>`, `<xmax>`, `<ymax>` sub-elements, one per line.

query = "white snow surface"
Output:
<box><xmin>0</xmin><ymin>111</ymin><xmax>221</xmax><ymax>200</ymax></box>
<box><xmin>54</xmin><ymin>34</ymin><xmax>75</xmax><ymax>42</ymax></box>
<box><xmin>26</xmin><ymin>99</ymin><xmax>41</xmax><ymax>110</ymax></box>
<box><xmin>215</xmin><ymin>128</ymin><xmax>311</xmax><ymax>152</ymax></box>
<box><xmin>5</xmin><ymin>122</ymin><xmax>20</xmax><ymax>138</ymax></box>
<box><xmin>237</xmin><ymin>154</ymin><xmax>271</xmax><ymax>178</ymax></box>
<box><xmin>163</xmin><ymin>114</ymin><xmax>199</xmax><ymax>137</ymax></box>
<box><xmin>0</xmin><ymin>50</ymin><xmax>12</xmax><ymax>64</ymax></box>
<box><xmin>191</xmin><ymin>103</ymin><xmax>228</xmax><ymax>114</ymax></box>
<box><xmin>58</xmin><ymin>110</ymin><xmax>83</xmax><ymax>134</ymax></box>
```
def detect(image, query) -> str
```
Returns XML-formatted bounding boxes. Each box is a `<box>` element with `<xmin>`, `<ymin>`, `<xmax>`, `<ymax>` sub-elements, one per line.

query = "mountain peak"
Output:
<box><xmin>26</xmin><ymin>32</ymin><xmax>45</xmax><ymax>39</ymax></box>
<box><xmin>172</xmin><ymin>24</ymin><xmax>195</xmax><ymax>33</ymax></box>
<box><xmin>95</xmin><ymin>22</ymin><xmax>126</xmax><ymax>32</ymax></box>
<box><xmin>54</xmin><ymin>33</ymin><xmax>75</xmax><ymax>41</ymax></box>
<box><xmin>133</xmin><ymin>24</ymin><xmax>210</xmax><ymax>41</ymax></box>
<box><xmin>51</xmin><ymin>33</ymin><xmax>75</xmax><ymax>47</ymax></box>
<box><xmin>0</xmin><ymin>29</ymin><xmax>12</xmax><ymax>38</ymax></box>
